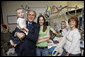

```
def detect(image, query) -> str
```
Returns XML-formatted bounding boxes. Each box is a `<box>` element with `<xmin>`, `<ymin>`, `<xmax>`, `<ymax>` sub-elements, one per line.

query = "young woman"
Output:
<box><xmin>62</xmin><ymin>16</ymin><xmax>81</xmax><ymax>56</ymax></box>
<box><xmin>36</xmin><ymin>15</ymin><xmax>50</xmax><ymax>56</ymax></box>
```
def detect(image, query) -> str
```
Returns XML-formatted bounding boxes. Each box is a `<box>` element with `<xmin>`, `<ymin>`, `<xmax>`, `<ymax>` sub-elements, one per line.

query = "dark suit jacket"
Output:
<box><xmin>14</xmin><ymin>21</ymin><xmax>40</xmax><ymax>56</ymax></box>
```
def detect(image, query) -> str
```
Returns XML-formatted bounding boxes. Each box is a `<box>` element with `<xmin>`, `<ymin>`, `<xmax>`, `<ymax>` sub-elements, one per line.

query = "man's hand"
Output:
<box><xmin>16</xmin><ymin>32</ymin><xmax>25</xmax><ymax>40</ymax></box>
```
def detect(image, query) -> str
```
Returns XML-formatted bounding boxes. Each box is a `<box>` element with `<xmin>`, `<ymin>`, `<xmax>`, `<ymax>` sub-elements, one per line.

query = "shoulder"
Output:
<box><xmin>32</xmin><ymin>22</ymin><xmax>39</xmax><ymax>26</ymax></box>
<box><xmin>17</xmin><ymin>18</ymin><xmax>23</xmax><ymax>22</ymax></box>
<box><xmin>17</xmin><ymin>18</ymin><xmax>21</xmax><ymax>20</ymax></box>
<box><xmin>73</xmin><ymin>28</ymin><xmax>81</xmax><ymax>37</ymax></box>
<box><xmin>32</xmin><ymin>22</ymin><xmax>40</xmax><ymax>28</ymax></box>
<box><xmin>47</xmin><ymin>26</ymin><xmax>50</xmax><ymax>30</ymax></box>
<box><xmin>32</xmin><ymin>22</ymin><xmax>37</xmax><ymax>26</ymax></box>
<box><xmin>73</xmin><ymin>28</ymin><xmax>80</xmax><ymax>33</ymax></box>
<box><xmin>32</xmin><ymin>22</ymin><xmax>37</xmax><ymax>24</ymax></box>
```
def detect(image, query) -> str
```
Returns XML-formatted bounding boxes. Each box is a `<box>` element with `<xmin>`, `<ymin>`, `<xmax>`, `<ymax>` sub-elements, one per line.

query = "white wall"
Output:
<box><xmin>1</xmin><ymin>1</ymin><xmax>84</xmax><ymax>32</ymax></box>
<box><xmin>1</xmin><ymin>1</ymin><xmax>68</xmax><ymax>24</ymax></box>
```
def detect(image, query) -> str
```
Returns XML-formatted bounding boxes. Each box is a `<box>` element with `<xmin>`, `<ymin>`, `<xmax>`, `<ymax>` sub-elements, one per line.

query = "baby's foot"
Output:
<box><xmin>10</xmin><ymin>40</ymin><xmax>17</xmax><ymax>47</ymax></box>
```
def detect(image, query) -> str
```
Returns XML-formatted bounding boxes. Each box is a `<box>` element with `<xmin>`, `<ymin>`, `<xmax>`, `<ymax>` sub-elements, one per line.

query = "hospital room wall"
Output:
<box><xmin>1</xmin><ymin>1</ymin><xmax>84</xmax><ymax>32</ymax></box>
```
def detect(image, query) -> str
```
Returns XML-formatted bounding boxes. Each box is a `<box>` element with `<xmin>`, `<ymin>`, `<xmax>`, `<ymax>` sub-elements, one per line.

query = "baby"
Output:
<box><xmin>16</xmin><ymin>8</ymin><xmax>28</xmax><ymax>34</ymax></box>
<box><xmin>10</xmin><ymin>8</ymin><xmax>28</xmax><ymax>47</ymax></box>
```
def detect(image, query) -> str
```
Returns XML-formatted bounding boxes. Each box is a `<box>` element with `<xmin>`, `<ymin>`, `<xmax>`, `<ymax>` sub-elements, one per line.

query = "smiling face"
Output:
<box><xmin>27</xmin><ymin>11</ymin><xmax>36</xmax><ymax>22</ymax></box>
<box><xmin>61</xmin><ymin>21</ymin><xmax>66</xmax><ymax>29</ymax></box>
<box><xmin>39</xmin><ymin>17</ymin><xmax>45</xmax><ymax>26</ymax></box>
<box><xmin>37</xmin><ymin>15</ymin><xmax>47</xmax><ymax>32</ymax></box>
<box><xmin>68</xmin><ymin>17</ymin><xmax>78</xmax><ymax>29</ymax></box>
<box><xmin>16</xmin><ymin>9</ymin><xmax>24</xmax><ymax>18</ymax></box>
<box><xmin>69</xmin><ymin>19</ymin><xmax>76</xmax><ymax>28</ymax></box>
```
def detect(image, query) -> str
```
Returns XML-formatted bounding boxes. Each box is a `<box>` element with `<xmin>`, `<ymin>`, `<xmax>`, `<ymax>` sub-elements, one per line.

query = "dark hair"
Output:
<box><xmin>68</xmin><ymin>16</ymin><xmax>78</xmax><ymax>28</ymax></box>
<box><xmin>37</xmin><ymin>15</ymin><xmax>47</xmax><ymax>32</ymax></box>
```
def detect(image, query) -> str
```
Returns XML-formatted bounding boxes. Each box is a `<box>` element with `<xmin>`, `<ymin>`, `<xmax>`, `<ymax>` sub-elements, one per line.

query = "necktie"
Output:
<box><xmin>27</xmin><ymin>23</ymin><xmax>32</xmax><ymax>30</ymax></box>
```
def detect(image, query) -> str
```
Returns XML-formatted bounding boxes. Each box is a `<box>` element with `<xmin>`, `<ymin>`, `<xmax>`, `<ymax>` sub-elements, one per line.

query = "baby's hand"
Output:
<box><xmin>25</xmin><ymin>28</ymin><xmax>29</xmax><ymax>32</ymax></box>
<box><xmin>27</xmin><ymin>29</ymin><xmax>29</xmax><ymax>32</ymax></box>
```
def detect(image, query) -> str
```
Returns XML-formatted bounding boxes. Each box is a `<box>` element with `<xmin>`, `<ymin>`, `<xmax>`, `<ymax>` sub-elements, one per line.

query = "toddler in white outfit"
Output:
<box><xmin>10</xmin><ymin>8</ymin><xmax>28</xmax><ymax>47</ymax></box>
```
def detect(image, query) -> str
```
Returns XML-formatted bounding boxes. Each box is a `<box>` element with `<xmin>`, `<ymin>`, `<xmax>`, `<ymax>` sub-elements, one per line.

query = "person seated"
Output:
<box><xmin>53</xmin><ymin>21</ymin><xmax>68</xmax><ymax>42</ymax></box>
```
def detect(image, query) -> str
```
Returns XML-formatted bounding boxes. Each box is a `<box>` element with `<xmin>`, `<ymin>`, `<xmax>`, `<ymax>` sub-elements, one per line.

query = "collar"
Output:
<box><xmin>28</xmin><ymin>21</ymin><xmax>32</xmax><ymax>24</ymax></box>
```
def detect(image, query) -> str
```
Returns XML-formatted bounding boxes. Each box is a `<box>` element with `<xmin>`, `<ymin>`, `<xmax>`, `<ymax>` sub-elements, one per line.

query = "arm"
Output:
<box><xmin>50</xmin><ymin>26</ymin><xmax>56</xmax><ymax>34</ymax></box>
<box><xmin>38</xmin><ymin>35</ymin><xmax>50</xmax><ymax>40</ymax></box>
<box><xmin>38</xmin><ymin>26</ymin><xmax>54</xmax><ymax>40</ymax></box>
<box><xmin>66</xmin><ymin>31</ymin><xmax>81</xmax><ymax>54</ymax></box>
<box><xmin>37</xmin><ymin>37</ymin><xmax>49</xmax><ymax>43</ymax></box>
<box><xmin>50</xmin><ymin>26</ymin><xmax>59</xmax><ymax>36</ymax></box>
<box><xmin>37</xmin><ymin>30</ymin><xmax>50</xmax><ymax>43</ymax></box>
<box><xmin>16</xmin><ymin>32</ymin><xmax>25</xmax><ymax>40</ymax></box>
<box><xmin>12</xmin><ymin>27</ymin><xmax>25</xmax><ymax>39</ymax></box>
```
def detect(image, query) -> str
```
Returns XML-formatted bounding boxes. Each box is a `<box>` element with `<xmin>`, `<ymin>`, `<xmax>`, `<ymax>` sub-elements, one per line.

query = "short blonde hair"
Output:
<box><xmin>16</xmin><ymin>8</ymin><xmax>23</xmax><ymax>12</ymax></box>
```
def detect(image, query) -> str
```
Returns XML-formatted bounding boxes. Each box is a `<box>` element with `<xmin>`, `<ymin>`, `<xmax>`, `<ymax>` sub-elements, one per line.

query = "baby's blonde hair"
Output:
<box><xmin>16</xmin><ymin>8</ymin><xmax>23</xmax><ymax>12</ymax></box>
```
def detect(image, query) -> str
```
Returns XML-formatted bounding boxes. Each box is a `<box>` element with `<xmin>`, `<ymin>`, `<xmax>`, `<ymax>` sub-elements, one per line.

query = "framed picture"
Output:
<box><xmin>7</xmin><ymin>15</ymin><xmax>17</xmax><ymax>24</ymax></box>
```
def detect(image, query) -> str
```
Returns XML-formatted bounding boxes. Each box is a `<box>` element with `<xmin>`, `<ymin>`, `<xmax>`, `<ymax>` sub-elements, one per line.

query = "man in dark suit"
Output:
<box><xmin>11</xmin><ymin>10</ymin><xmax>40</xmax><ymax>56</ymax></box>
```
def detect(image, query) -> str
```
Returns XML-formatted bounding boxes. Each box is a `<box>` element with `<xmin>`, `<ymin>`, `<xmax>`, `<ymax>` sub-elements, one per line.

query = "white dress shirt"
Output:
<box><xmin>64</xmin><ymin>28</ymin><xmax>81</xmax><ymax>54</ymax></box>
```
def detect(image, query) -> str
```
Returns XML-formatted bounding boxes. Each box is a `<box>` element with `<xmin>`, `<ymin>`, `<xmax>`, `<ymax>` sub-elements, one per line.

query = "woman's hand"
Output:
<box><xmin>37</xmin><ymin>37</ymin><xmax>49</xmax><ymax>43</ymax></box>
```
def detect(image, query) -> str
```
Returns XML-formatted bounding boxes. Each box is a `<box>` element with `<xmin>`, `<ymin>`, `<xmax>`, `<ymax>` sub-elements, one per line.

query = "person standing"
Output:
<box><xmin>62</xmin><ymin>16</ymin><xmax>81</xmax><ymax>56</ymax></box>
<box><xmin>11</xmin><ymin>10</ymin><xmax>40</xmax><ymax>56</ymax></box>
<box><xmin>36</xmin><ymin>15</ymin><xmax>50</xmax><ymax>56</ymax></box>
